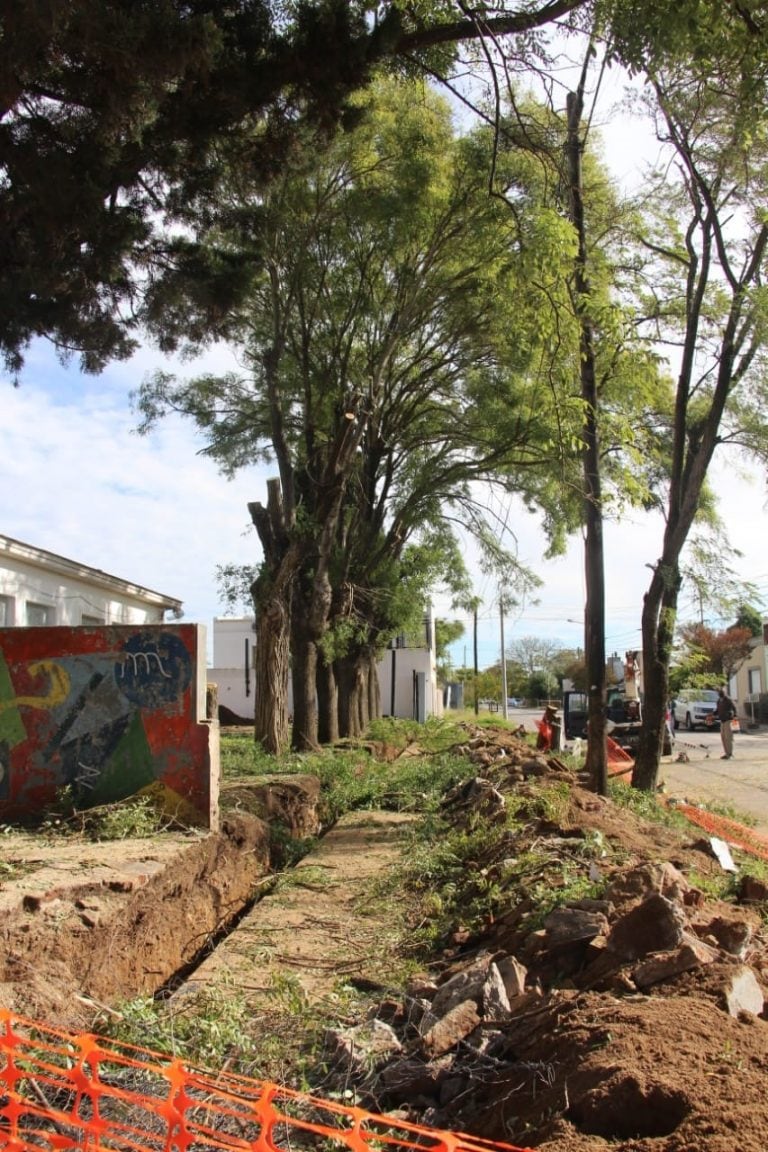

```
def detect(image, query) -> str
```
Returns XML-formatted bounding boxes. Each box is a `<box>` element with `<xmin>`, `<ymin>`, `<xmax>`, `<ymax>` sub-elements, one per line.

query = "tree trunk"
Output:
<box><xmin>317</xmin><ymin>656</ymin><xmax>339</xmax><ymax>744</ymax></box>
<box><xmin>368</xmin><ymin>652</ymin><xmax>380</xmax><ymax>721</ymax></box>
<box><xmin>632</xmin><ymin>563</ymin><xmax>681</xmax><ymax>790</ymax></box>
<box><xmin>252</xmin><ymin>597</ymin><xmax>290</xmax><ymax>753</ymax></box>
<box><xmin>248</xmin><ymin>482</ymin><xmax>296</xmax><ymax>754</ymax></box>
<box><xmin>290</xmin><ymin>621</ymin><xmax>319</xmax><ymax>750</ymax></box>
<box><xmin>336</xmin><ymin>653</ymin><xmax>368</xmax><ymax>738</ymax></box>
<box><xmin>567</xmin><ymin>83</ymin><xmax>607</xmax><ymax>796</ymax></box>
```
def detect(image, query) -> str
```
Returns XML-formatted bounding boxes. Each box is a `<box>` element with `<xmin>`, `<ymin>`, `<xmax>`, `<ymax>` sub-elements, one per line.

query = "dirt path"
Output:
<box><xmin>172</xmin><ymin>810</ymin><xmax>416</xmax><ymax>1009</ymax></box>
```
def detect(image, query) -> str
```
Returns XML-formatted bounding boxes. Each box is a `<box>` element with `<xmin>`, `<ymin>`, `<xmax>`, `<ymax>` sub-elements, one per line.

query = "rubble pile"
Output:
<box><xmin>323</xmin><ymin>726</ymin><xmax>768</xmax><ymax>1152</ymax></box>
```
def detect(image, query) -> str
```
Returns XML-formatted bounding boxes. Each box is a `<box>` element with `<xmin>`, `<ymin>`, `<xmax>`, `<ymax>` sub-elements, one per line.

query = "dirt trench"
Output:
<box><xmin>0</xmin><ymin>775</ymin><xmax>326</xmax><ymax>1030</ymax></box>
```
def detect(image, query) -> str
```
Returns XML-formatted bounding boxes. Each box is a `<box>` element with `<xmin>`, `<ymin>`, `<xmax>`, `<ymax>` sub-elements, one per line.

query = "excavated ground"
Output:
<box><xmin>1</xmin><ymin>727</ymin><xmax>768</xmax><ymax>1152</ymax></box>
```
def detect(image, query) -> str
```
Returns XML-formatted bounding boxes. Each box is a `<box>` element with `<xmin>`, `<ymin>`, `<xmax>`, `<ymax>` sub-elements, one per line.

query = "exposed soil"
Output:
<box><xmin>1</xmin><ymin>724</ymin><xmax>768</xmax><ymax>1152</ymax></box>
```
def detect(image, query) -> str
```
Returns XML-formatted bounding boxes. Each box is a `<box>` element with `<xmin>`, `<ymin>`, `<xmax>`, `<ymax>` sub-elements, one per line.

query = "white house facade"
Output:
<box><xmin>0</xmin><ymin>534</ymin><xmax>182</xmax><ymax>628</ymax></box>
<box><xmin>209</xmin><ymin>611</ymin><xmax>442</xmax><ymax>723</ymax></box>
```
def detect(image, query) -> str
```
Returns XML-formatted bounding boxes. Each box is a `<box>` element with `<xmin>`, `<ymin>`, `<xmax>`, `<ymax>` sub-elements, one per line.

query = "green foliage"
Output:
<box><xmin>609</xmin><ymin>781</ymin><xmax>689</xmax><ymax>831</ymax></box>
<box><xmin>2</xmin><ymin>1</ymin><xmax>379</xmax><ymax>376</ymax></box>
<box><xmin>220</xmin><ymin>731</ymin><xmax>281</xmax><ymax>779</ymax></box>
<box><xmin>384</xmin><ymin>780</ymin><xmax>607</xmax><ymax>951</ymax></box>
<box><xmin>83</xmin><ymin>797</ymin><xmax>165</xmax><ymax>842</ymax></box>
<box><xmin>221</xmin><ymin>718</ymin><xmax>472</xmax><ymax>823</ymax></box>
<box><xmin>735</xmin><ymin>603</ymin><xmax>763</xmax><ymax>638</ymax></box>
<box><xmin>103</xmin><ymin>989</ymin><xmax>257</xmax><ymax>1067</ymax></box>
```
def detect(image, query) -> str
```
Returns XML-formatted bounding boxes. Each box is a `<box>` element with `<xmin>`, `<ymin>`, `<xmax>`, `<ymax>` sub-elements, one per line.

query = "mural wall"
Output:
<box><xmin>0</xmin><ymin>625</ymin><xmax>218</xmax><ymax>828</ymax></box>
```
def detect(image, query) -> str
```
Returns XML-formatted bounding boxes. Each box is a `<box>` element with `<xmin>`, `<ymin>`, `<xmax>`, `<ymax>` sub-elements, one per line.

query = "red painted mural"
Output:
<box><xmin>0</xmin><ymin>625</ymin><xmax>217</xmax><ymax>827</ymax></box>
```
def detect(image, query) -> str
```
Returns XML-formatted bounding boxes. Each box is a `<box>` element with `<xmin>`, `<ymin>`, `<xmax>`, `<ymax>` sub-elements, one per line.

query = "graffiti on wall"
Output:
<box><xmin>0</xmin><ymin>625</ymin><xmax>214</xmax><ymax>826</ymax></box>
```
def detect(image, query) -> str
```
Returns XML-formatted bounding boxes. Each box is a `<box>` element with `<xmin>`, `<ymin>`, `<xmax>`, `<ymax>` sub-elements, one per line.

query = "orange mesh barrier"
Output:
<box><xmin>606</xmin><ymin>737</ymin><xmax>634</xmax><ymax>778</ymax></box>
<box><xmin>664</xmin><ymin>801</ymin><xmax>768</xmax><ymax>863</ymax></box>
<box><xmin>0</xmin><ymin>1010</ymin><xmax>532</xmax><ymax>1152</ymax></box>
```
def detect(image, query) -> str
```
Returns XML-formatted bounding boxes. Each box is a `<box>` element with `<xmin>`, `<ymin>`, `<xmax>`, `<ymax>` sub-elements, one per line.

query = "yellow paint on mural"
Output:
<box><xmin>0</xmin><ymin>660</ymin><xmax>70</xmax><ymax>715</ymax></box>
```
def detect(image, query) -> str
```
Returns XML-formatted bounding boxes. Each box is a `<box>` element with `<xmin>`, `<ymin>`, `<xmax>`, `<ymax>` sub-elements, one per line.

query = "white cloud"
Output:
<box><xmin>1</xmin><ymin>345</ymin><xmax>270</xmax><ymax>647</ymax></box>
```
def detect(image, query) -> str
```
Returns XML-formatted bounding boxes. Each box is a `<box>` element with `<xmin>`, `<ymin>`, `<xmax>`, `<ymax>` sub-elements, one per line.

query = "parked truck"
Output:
<box><xmin>562</xmin><ymin>651</ymin><xmax>672</xmax><ymax>756</ymax></box>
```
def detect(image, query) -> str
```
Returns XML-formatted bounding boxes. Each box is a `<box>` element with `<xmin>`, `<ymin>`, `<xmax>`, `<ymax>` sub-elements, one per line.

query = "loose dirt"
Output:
<box><xmin>1</xmin><ymin>726</ymin><xmax>768</xmax><ymax>1152</ymax></box>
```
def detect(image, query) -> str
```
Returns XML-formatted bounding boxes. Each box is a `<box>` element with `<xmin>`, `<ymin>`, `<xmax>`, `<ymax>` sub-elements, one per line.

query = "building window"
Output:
<box><xmin>81</xmin><ymin>614</ymin><xmax>103</xmax><ymax>626</ymax></box>
<box><xmin>0</xmin><ymin>596</ymin><xmax>13</xmax><ymax>626</ymax></box>
<box><xmin>748</xmin><ymin>668</ymin><xmax>762</xmax><ymax>696</ymax></box>
<box><xmin>26</xmin><ymin>602</ymin><xmax>55</xmax><ymax>626</ymax></box>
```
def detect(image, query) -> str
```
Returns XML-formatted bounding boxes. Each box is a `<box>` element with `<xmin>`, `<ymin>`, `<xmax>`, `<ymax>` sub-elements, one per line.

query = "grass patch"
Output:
<box><xmin>221</xmin><ymin>722</ymin><xmax>474</xmax><ymax>825</ymax></box>
<box><xmin>608</xmin><ymin>780</ymin><xmax>690</xmax><ymax>831</ymax></box>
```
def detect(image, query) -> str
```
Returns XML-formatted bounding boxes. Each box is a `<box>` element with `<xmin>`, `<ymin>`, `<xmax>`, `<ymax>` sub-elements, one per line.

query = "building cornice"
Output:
<box><xmin>0</xmin><ymin>534</ymin><xmax>182</xmax><ymax>612</ymax></box>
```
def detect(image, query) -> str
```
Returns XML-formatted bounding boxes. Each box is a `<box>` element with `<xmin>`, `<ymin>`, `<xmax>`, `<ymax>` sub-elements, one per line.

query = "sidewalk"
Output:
<box><xmin>660</xmin><ymin>734</ymin><xmax>768</xmax><ymax>835</ymax></box>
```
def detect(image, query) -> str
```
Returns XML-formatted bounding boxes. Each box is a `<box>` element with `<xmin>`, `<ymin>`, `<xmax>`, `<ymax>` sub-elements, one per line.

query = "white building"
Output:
<box><xmin>0</xmin><ymin>534</ymin><xmax>182</xmax><ymax>627</ymax></box>
<box><xmin>209</xmin><ymin>612</ymin><xmax>442</xmax><ymax>723</ymax></box>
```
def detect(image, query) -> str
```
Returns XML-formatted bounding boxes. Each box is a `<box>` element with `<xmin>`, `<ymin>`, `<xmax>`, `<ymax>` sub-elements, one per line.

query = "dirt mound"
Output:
<box><xmin>317</xmin><ymin>726</ymin><xmax>768</xmax><ymax>1152</ymax></box>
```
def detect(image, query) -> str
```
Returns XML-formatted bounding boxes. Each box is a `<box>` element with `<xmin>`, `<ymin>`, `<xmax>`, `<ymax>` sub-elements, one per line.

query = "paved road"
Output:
<box><xmin>660</xmin><ymin>723</ymin><xmax>768</xmax><ymax>833</ymax></box>
<box><xmin>497</xmin><ymin>705</ymin><xmax>768</xmax><ymax>835</ymax></box>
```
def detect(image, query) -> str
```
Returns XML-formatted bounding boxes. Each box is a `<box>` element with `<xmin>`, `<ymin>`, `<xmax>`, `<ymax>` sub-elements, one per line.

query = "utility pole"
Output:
<box><xmin>473</xmin><ymin>606</ymin><xmax>479</xmax><ymax>717</ymax></box>
<box><xmin>500</xmin><ymin>596</ymin><xmax>508</xmax><ymax>720</ymax></box>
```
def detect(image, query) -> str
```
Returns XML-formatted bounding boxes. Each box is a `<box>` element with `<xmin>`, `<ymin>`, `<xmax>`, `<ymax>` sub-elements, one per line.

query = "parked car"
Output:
<box><xmin>507</xmin><ymin>697</ymin><xmax>521</xmax><ymax>708</ymax></box>
<box><xmin>672</xmin><ymin>689</ymin><xmax>721</xmax><ymax>731</ymax></box>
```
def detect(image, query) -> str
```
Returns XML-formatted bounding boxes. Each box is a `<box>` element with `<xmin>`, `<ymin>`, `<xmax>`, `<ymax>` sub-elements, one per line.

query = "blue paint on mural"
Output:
<box><xmin>114</xmin><ymin>631</ymin><xmax>192</xmax><ymax>709</ymax></box>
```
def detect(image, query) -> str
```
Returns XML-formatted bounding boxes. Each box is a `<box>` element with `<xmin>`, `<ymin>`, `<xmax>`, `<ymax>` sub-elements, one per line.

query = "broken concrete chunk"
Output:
<box><xmin>607</xmin><ymin>894</ymin><xmax>687</xmax><ymax>960</ymax></box>
<box><xmin>495</xmin><ymin>954</ymin><xmax>527</xmax><ymax>999</ymax></box>
<box><xmin>481</xmin><ymin>963</ymin><xmax>511</xmax><ymax>1019</ymax></box>
<box><xmin>429</xmin><ymin>957</ymin><xmax>490</xmax><ymax>1018</ymax></box>
<box><xmin>658</xmin><ymin>862</ymin><xmax>691</xmax><ymax>900</ymax></box>
<box><xmin>739</xmin><ymin>874</ymin><xmax>768</xmax><ymax>904</ymax></box>
<box><xmin>543</xmin><ymin>906</ymin><xmax>609</xmax><ymax>948</ymax></box>
<box><xmin>702</xmin><ymin>916</ymin><xmax>753</xmax><ymax>959</ymax></box>
<box><xmin>632</xmin><ymin>934</ymin><xmax>719</xmax><ymax>989</ymax></box>
<box><xmin>724</xmin><ymin>967</ymin><xmax>764</xmax><ymax>1018</ymax></box>
<box><xmin>421</xmin><ymin>999</ymin><xmax>482</xmax><ymax>1058</ymax></box>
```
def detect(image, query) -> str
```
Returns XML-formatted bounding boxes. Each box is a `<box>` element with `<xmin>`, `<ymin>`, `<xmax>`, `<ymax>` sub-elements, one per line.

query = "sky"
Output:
<box><xmin>3</xmin><ymin>336</ymin><xmax>766</xmax><ymax>671</ymax></box>
<box><xmin>3</xmin><ymin>62</ymin><xmax>768</xmax><ymax>670</ymax></box>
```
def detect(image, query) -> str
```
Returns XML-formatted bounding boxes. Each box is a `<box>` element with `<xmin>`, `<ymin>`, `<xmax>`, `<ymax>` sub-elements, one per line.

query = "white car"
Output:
<box><xmin>672</xmin><ymin>689</ymin><xmax>720</xmax><ymax>731</ymax></box>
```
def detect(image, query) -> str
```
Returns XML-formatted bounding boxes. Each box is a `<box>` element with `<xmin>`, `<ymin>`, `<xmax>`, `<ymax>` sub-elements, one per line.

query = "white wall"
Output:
<box><xmin>209</xmin><ymin>615</ymin><xmax>441</xmax><ymax>722</ymax></box>
<box><xmin>0</xmin><ymin>553</ymin><xmax>170</xmax><ymax>627</ymax></box>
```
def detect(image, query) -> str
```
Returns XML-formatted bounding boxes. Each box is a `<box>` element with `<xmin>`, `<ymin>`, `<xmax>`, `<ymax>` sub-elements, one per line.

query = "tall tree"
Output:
<box><xmin>2</xmin><ymin>0</ymin><xmax>591</xmax><ymax>376</ymax></box>
<box><xmin>137</xmin><ymin>78</ymin><xmax>570</xmax><ymax>750</ymax></box>
<box><xmin>630</xmin><ymin>59</ymin><xmax>768</xmax><ymax>789</ymax></box>
<box><xmin>677</xmin><ymin>622</ymin><xmax>754</xmax><ymax>683</ymax></box>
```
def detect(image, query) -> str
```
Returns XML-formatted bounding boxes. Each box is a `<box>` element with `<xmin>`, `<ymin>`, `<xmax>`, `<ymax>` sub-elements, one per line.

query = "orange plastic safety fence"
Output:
<box><xmin>665</xmin><ymin>801</ymin><xmax>768</xmax><ymax>863</ymax></box>
<box><xmin>0</xmin><ymin>1010</ymin><xmax>532</xmax><ymax>1152</ymax></box>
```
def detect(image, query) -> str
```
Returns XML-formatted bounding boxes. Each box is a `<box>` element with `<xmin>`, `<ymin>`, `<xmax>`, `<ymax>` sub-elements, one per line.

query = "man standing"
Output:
<box><xmin>716</xmin><ymin>686</ymin><xmax>737</xmax><ymax>760</ymax></box>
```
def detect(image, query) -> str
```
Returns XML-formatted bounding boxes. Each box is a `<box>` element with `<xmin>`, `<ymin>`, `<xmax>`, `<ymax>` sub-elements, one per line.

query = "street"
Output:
<box><xmin>660</xmin><ymin>722</ymin><xmax>768</xmax><ymax>834</ymax></box>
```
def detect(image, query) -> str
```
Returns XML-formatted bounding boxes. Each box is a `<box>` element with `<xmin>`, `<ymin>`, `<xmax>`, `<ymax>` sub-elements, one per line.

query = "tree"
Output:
<box><xmin>2</xmin><ymin>0</ymin><xmax>403</xmax><ymax>374</ymax></box>
<box><xmin>137</xmin><ymin>78</ymin><xmax>567</xmax><ymax>750</ymax></box>
<box><xmin>735</xmin><ymin>604</ymin><xmax>763</xmax><ymax>638</ymax></box>
<box><xmin>2</xmin><ymin>0</ymin><xmax>595</xmax><ymax>376</ymax></box>
<box><xmin>677</xmin><ymin>622</ymin><xmax>754</xmax><ymax>683</ymax></box>
<box><xmin>629</xmin><ymin>58</ymin><xmax>768</xmax><ymax>790</ymax></box>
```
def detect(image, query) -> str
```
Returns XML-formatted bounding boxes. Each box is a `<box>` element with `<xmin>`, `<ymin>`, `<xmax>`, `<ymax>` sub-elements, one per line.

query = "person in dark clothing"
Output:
<box><xmin>716</xmin><ymin>686</ymin><xmax>737</xmax><ymax>759</ymax></box>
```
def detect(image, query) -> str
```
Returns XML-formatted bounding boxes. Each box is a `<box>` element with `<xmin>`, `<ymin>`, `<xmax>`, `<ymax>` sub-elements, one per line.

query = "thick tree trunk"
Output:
<box><xmin>336</xmin><ymin>654</ymin><xmax>365</xmax><ymax>738</ymax></box>
<box><xmin>252</xmin><ymin>597</ymin><xmax>290</xmax><ymax>753</ymax></box>
<box><xmin>290</xmin><ymin>621</ymin><xmax>319</xmax><ymax>750</ymax></box>
<box><xmin>632</xmin><ymin>564</ymin><xmax>681</xmax><ymax>790</ymax></box>
<box><xmin>248</xmin><ymin>482</ymin><xmax>296</xmax><ymax>754</ymax></box>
